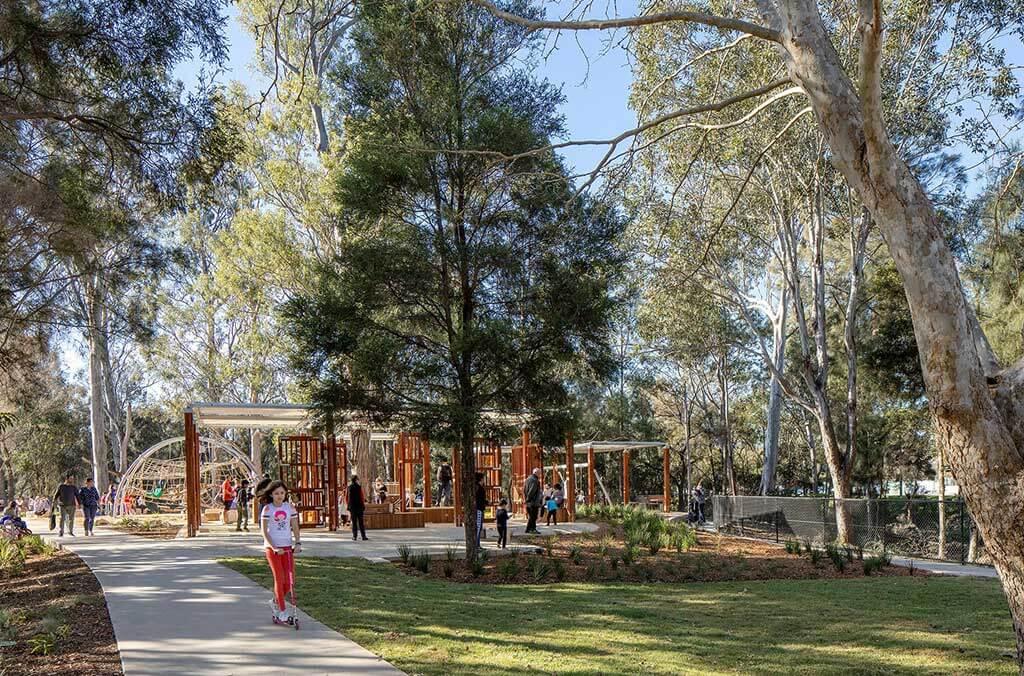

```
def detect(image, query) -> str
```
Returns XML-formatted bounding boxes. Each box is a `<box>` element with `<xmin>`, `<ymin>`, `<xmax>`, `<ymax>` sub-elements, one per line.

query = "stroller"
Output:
<box><xmin>1</xmin><ymin>515</ymin><xmax>32</xmax><ymax>539</ymax></box>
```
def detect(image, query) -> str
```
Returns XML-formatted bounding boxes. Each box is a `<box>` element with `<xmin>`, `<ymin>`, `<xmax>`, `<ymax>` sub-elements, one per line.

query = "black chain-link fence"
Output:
<box><xmin>711</xmin><ymin>495</ymin><xmax>988</xmax><ymax>565</ymax></box>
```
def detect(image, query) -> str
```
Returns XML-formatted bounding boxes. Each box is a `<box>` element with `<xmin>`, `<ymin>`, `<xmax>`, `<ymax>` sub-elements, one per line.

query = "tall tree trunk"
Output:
<box><xmin>351</xmin><ymin>428</ymin><xmax>373</xmax><ymax>481</ymax></box>
<box><xmin>98</xmin><ymin>333</ymin><xmax>124</xmax><ymax>472</ymax></box>
<box><xmin>777</xmin><ymin>0</ymin><xmax>1024</xmax><ymax>659</ymax></box>
<box><xmin>86</xmin><ymin>280</ymin><xmax>110</xmax><ymax>495</ymax></box>
<box><xmin>250</xmin><ymin>429</ymin><xmax>263</xmax><ymax>475</ymax></box>
<box><xmin>937</xmin><ymin>445</ymin><xmax>946</xmax><ymax>559</ymax></box>
<box><xmin>459</xmin><ymin>421</ymin><xmax>478</xmax><ymax>560</ymax></box>
<box><xmin>803</xmin><ymin>417</ymin><xmax>817</xmax><ymax>494</ymax></box>
<box><xmin>718</xmin><ymin>358</ymin><xmax>737</xmax><ymax>495</ymax></box>
<box><xmin>760</xmin><ymin>285</ymin><xmax>789</xmax><ymax>495</ymax></box>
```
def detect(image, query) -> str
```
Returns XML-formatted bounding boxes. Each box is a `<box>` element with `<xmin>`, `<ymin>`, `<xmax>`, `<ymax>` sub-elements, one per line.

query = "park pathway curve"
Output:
<box><xmin>34</xmin><ymin>523</ymin><xmax>403</xmax><ymax>675</ymax></box>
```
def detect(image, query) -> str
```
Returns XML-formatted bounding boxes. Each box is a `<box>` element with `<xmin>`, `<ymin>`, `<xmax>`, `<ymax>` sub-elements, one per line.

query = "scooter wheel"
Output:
<box><xmin>294</xmin><ymin>619</ymin><xmax>300</xmax><ymax>631</ymax></box>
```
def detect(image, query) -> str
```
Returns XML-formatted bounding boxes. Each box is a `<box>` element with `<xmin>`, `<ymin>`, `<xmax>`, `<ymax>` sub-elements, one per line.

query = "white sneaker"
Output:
<box><xmin>269</xmin><ymin>598</ymin><xmax>281</xmax><ymax>618</ymax></box>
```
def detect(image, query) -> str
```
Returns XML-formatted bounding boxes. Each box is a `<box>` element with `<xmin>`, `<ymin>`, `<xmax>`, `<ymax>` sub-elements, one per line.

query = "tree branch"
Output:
<box><xmin>468</xmin><ymin>0</ymin><xmax>782</xmax><ymax>43</ymax></box>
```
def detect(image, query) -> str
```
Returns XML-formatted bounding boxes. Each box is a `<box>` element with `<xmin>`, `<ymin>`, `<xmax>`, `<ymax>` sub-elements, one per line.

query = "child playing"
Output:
<box><xmin>260</xmin><ymin>480</ymin><xmax>302</xmax><ymax>624</ymax></box>
<box><xmin>236</xmin><ymin>479</ymin><xmax>253</xmax><ymax>532</ymax></box>
<box><xmin>495</xmin><ymin>498</ymin><xmax>509</xmax><ymax>549</ymax></box>
<box><xmin>545</xmin><ymin>493</ymin><xmax>559</xmax><ymax>526</ymax></box>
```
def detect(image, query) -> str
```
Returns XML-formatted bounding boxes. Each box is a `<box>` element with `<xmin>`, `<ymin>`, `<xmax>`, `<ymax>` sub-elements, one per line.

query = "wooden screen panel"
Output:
<box><xmin>475</xmin><ymin>439</ymin><xmax>502</xmax><ymax>519</ymax></box>
<box><xmin>279</xmin><ymin>436</ymin><xmax>327</xmax><ymax>528</ymax></box>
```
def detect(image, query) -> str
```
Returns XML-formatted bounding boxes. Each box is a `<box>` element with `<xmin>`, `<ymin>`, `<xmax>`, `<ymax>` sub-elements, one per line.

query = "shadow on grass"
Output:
<box><xmin>220</xmin><ymin>556</ymin><xmax>1017</xmax><ymax>676</ymax></box>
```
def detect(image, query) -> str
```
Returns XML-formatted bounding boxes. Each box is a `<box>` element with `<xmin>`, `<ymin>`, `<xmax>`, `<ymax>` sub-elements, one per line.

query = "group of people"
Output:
<box><xmin>220</xmin><ymin>476</ymin><xmax>256</xmax><ymax>531</ymax></box>
<box><xmin>522</xmin><ymin>467</ymin><xmax>566</xmax><ymax>534</ymax></box>
<box><xmin>45</xmin><ymin>474</ymin><xmax>102</xmax><ymax>537</ymax></box>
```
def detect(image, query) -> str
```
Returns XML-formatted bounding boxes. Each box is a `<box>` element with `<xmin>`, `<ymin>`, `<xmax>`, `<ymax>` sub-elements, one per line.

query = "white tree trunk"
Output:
<box><xmin>760</xmin><ymin>285</ymin><xmax>788</xmax><ymax>495</ymax></box>
<box><xmin>87</xmin><ymin>309</ymin><xmax>110</xmax><ymax>495</ymax></box>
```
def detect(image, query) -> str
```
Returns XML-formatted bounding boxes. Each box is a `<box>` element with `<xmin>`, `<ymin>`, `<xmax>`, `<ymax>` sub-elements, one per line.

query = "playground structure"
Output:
<box><xmin>178</xmin><ymin>402</ymin><xmax>675</xmax><ymax>537</ymax></box>
<box><xmin>115</xmin><ymin>436</ymin><xmax>257</xmax><ymax>516</ymax></box>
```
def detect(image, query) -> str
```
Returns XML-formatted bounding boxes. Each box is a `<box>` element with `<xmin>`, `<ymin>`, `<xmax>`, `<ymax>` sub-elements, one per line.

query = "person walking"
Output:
<box><xmin>436</xmin><ymin>461</ymin><xmax>453</xmax><ymax>506</ymax></box>
<box><xmin>259</xmin><ymin>480</ymin><xmax>301</xmax><ymax>624</ymax></box>
<box><xmin>236</xmin><ymin>479</ymin><xmax>253</xmax><ymax>532</ymax></box>
<box><xmin>79</xmin><ymin>477</ymin><xmax>101</xmax><ymax>536</ymax></box>
<box><xmin>348</xmin><ymin>475</ymin><xmax>367</xmax><ymax>541</ymax></box>
<box><xmin>221</xmin><ymin>476</ymin><xmax>236</xmax><ymax>524</ymax></box>
<box><xmin>474</xmin><ymin>472</ymin><xmax>487</xmax><ymax>547</ymax></box>
<box><xmin>524</xmin><ymin>467</ymin><xmax>542</xmax><ymax>534</ymax></box>
<box><xmin>53</xmin><ymin>475</ymin><xmax>80</xmax><ymax>537</ymax></box>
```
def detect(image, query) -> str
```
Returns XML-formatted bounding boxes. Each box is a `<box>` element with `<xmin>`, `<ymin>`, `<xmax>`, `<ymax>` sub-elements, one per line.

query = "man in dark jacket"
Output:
<box><xmin>54</xmin><ymin>475</ymin><xmax>80</xmax><ymax>537</ymax></box>
<box><xmin>78</xmin><ymin>477</ymin><xmax>101</xmax><ymax>536</ymax></box>
<box><xmin>523</xmin><ymin>467</ymin><xmax>542</xmax><ymax>534</ymax></box>
<box><xmin>348</xmin><ymin>475</ymin><xmax>367</xmax><ymax>541</ymax></box>
<box><xmin>436</xmin><ymin>462</ymin><xmax>453</xmax><ymax>506</ymax></box>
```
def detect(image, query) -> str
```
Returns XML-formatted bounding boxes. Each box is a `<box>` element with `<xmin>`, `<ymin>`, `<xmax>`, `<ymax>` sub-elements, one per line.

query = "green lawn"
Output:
<box><xmin>220</xmin><ymin>556</ymin><xmax>1017</xmax><ymax>675</ymax></box>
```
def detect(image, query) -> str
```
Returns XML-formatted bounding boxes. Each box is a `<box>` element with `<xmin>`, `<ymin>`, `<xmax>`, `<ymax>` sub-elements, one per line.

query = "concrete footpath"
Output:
<box><xmin>32</xmin><ymin>523</ymin><xmax>403</xmax><ymax>675</ymax></box>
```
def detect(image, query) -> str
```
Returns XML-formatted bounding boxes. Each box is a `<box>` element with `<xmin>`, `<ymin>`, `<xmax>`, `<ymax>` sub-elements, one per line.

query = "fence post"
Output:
<box><xmin>959</xmin><ymin>498</ymin><xmax>966</xmax><ymax>565</ymax></box>
<box><xmin>775</xmin><ymin>510</ymin><xmax>779</xmax><ymax>543</ymax></box>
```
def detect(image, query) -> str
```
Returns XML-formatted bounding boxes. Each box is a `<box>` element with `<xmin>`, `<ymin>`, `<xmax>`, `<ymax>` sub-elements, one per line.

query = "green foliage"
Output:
<box><xmin>283</xmin><ymin>2</ymin><xmax>626</xmax><ymax>549</ymax></box>
<box><xmin>397</xmin><ymin>544</ymin><xmax>412</xmax><ymax>565</ymax></box>
<box><xmin>809</xmin><ymin>548</ymin><xmax>823</xmax><ymax>567</ymax></box>
<box><xmin>862</xmin><ymin>554</ymin><xmax>892</xmax><ymax>576</ymax></box>
<box><xmin>497</xmin><ymin>555</ymin><xmax>520</xmax><ymax>582</ymax></box>
<box><xmin>825</xmin><ymin>543</ymin><xmax>846</xmax><ymax>572</ymax></box>
<box><xmin>621</xmin><ymin>545</ymin><xmax>640</xmax><ymax>566</ymax></box>
<box><xmin>527</xmin><ymin>556</ymin><xmax>551</xmax><ymax>583</ymax></box>
<box><xmin>551</xmin><ymin>558</ymin><xmax>567</xmax><ymax>582</ymax></box>
<box><xmin>0</xmin><ymin>539</ymin><xmax>26</xmax><ymax>577</ymax></box>
<box><xmin>784</xmin><ymin>540</ymin><xmax>802</xmax><ymax>555</ymax></box>
<box><xmin>411</xmin><ymin>551</ymin><xmax>431</xmax><ymax>574</ymax></box>
<box><xmin>28</xmin><ymin>632</ymin><xmax>56</xmax><ymax>656</ymax></box>
<box><xmin>542</xmin><ymin>536</ymin><xmax>556</xmax><ymax>557</ymax></box>
<box><xmin>569</xmin><ymin>543</ymin><xmax>584</xmax><ymax>565</ymax></box>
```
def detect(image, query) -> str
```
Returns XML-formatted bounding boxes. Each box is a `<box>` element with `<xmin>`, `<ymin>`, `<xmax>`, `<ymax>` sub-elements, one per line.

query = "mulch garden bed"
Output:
<box><xmin>0</xmin><ymin>548</ymin><xmax>122</xmax><ymax>675</ymax></box>
<box><xmin>395</xmin><ymin>525</ymin><xmax>924</xmax><ymax>585</ymax></box>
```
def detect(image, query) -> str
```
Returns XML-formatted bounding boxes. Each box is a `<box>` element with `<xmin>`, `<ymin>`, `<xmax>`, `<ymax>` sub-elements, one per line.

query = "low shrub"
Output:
<box><xmin>528</xmin><ymin>556</ymin><xmax>550</xmax><ymax>583</ymax></box>
<box><xmin>569</xmin><ymin>543</ymin><xmax>584</xmax><ymax>565</ymax></box>
<box><xmin>809</xmin><ymin>548</ymin><xmax>823</xmax><ymax>567</ymax></box>
<box><xmin>0</xmin><ymin>538</ymin><xmax>26</xmax><ymax>577</ymax></box>
<box><xmin>542</xmin><ymin>536</ymin><xmax>556</xmax><ymax>557</ymax></box>
<box><xmin>28</xmin><ymin>632</ymin><xmax>56</xmax><ymax>656</ymax></box>
<box><xmin>551</xmin><ymin>558</ymin><xmax>567</xmax><ymax>582</ymax></box>
<box><xmin>621</xmin><ymin>545</ymin><xmax>640</xmax><ymax>566</ymax></box>
<box><xmin>803</xmin><ymin>539</ymin><xmax>813</xmax><ymax>554</ymax></box>
<box><xmin>409</xmin><ymin>550</ymin><xmax>431</xmax><ymax>573</ymax></box>
<box><xmin>397</xmin><ymin>544</ymin><xmax>412</xmax><ymax>565</ymax></box>
<box><xmin>498</xmin><ymin>556</ymin><xmax>520</xmax><ymax>582</ymax></box>
<box><xmin>443</xmin><ymin>561</ymin><xmax>455</xmax><ymax>578</ymax></box>
<box><xmin>862</xmin><ymin>554</ymin><xmax>891</xmax><ymax>576</ymax></box>
<box><xmin>784</xmin><ymin>539</ymin><xmax>802</xmax><ymax>555</ymax></box>
<box><xmin>670</xmin><ymin>524</ymin><xmax>697</xmax><ymax>552</ymax></box>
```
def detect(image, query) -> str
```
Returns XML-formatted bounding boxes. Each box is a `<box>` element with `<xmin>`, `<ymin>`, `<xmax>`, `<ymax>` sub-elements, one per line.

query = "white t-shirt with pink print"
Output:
<box><xmin>261</xmin><ymin>501</ymin><xmax>298</xmax><ymax>549</ymax></box>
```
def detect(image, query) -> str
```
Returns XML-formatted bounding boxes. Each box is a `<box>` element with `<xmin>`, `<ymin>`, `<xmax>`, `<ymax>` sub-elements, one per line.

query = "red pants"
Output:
<box><xmin>265</xmin><ymin>547</ymin><xmax>294</xmax><ymax>611</ymax></box>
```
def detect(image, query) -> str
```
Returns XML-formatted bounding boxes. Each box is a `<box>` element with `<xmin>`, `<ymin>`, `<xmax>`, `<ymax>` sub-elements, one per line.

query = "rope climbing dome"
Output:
<box><xmin>115</xmin><ymin>436</ymin><xmax>258</xmax><ymax>516</ymax></box>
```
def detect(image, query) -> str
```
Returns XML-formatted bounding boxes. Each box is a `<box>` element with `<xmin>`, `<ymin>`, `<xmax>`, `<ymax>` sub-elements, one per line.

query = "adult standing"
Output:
<box><xmin>53</xmin><ymin>475</ymin><xmax>80</xmax><ymax>537</ymax></box>
<box><xmin>694</xmin><ymin>483</ymin><xmax>706</xmax><ymax>525</ymax></box>
<box><xmin>524</xmin><ymin>467</ymin><xmax>542</xmax><ymax>534</ymax></box>
<box><xmin>436</xmin><ymin>461</ymin><xmax>453</xmax><ymax>506</ymax></box>
<box><xmin>221</xmin><ymin>476</ymin><xmax>235</xmax><ymax>524</ymax></box>
<box><xmin>79</xmin><ymin>477</ymin><xmax>101</xmax><ymax>536</ymax></box>
<box><xmin>474</xmin><ymin>472</ymin><xmax>487</xmax><ymax>547</ymax></box>
<box><xmin>348</xmin><ymin>475</ymin><xmax>367</xmax><ymax>541</ymax></box>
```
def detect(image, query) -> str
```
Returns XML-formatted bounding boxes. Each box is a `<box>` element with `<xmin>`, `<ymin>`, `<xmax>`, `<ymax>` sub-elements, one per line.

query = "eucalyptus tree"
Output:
<box><xmin>475</xmin><ymin>0</ymin><xmax>1024</xmax><ymax>658</ymax></box>
<box><xmin>285</xmin><ymin>0</ymin><xmax>625</xmax><ymax>557</ymax></box>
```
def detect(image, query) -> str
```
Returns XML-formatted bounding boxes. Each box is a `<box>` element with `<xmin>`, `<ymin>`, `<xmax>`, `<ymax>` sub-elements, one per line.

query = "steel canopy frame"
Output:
<box><xmin>557</xmin><ymin>440</ymin><xmax>672</xmax><ymax>510</ymax></box>
<box><xmin>184</xmin><ymin>403</ymin><xmax>317</xmax><ymax>537</ymax></box>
